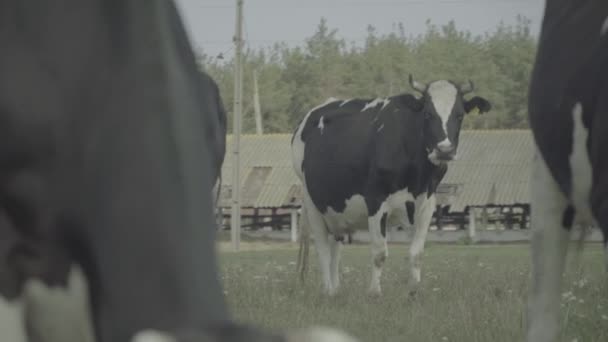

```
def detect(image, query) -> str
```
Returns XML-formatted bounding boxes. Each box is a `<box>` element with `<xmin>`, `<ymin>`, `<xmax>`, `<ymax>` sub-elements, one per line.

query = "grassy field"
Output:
<box><xmin>217</xmin><ymin>240</ymin><xmax>608</xmax><ymax>342</ymax></box>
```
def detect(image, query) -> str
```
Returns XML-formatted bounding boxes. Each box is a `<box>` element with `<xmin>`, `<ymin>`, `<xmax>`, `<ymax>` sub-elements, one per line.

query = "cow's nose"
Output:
<box><xmin>437</xmin><ymin>139</ymin><xmax>453</xmax><ymax>153</ymax></box>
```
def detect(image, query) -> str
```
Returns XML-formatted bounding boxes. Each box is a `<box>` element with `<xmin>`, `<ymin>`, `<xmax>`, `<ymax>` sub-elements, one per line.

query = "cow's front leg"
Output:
<box><xmin>368</xmin><ymin>207</ymin><xmax>388</xmax><ymax>295</ymax></box>
<box><xmin>527</xmin><ymin>152</ymin><xmax>570</xmax><ymax>342</ymax></box>
<box><xmin>408</xmin><ymin>194</ymin><xmax>435</xmax><ymax>291</ymax></box>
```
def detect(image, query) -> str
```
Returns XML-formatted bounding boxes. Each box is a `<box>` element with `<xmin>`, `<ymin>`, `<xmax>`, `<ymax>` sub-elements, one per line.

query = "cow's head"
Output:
<box><xmin>408</xmin><ymin>74</ymin><xmax>491</xmax><ymax>164</ymax></box>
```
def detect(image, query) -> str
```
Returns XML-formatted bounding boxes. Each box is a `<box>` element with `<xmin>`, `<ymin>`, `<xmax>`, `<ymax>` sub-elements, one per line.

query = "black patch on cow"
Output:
<box><xmin>380</xmin><ymin>213</ymin><xmax>388</xmax><ymax>237</ymax></box>
<box><xmin>198</xmin><ymin>72</ymin><xmax>228</xmax><ymax>184</ymax></box>
<box><xmin>102</xmin><ymin>1</ymin><xmax>128</xmax><ymax>54</ymax></box>
<box><xmin>397</xmin><ymin>94</ymin><xmax>424</xmax><ymax>112</ymax></box>
<box><xmin>405</xmin><ymin>201</ymin><xmax>415</xmax><ymax>225</ymax></box>
<box><xmin>464</xmin><ymin>96</ymin><xmax>492</xmax><ymax>114</ymax></box>
<box><xmin>562</xmin><ymin>205</ymin><xmax>575</xmax><ymax>230</ymax></box>
<box><xmin>427</xmin><ymin>163</ymin><xmax>448</xmax><ymax>196</ymax></box>
<box><xmin>334</xmin><ymin>235</ymin><xmax>345</xmax><ymax>242</ymax></box>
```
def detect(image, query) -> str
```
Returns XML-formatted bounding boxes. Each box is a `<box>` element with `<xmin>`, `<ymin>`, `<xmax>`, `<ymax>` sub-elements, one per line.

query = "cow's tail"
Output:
<box><xmin>215</xmin><ymin>174</ymin><xmax>222</xmax><ymax>209</ymax></box>
<box><xmin>214</xmin><ymin>175</ymin><xmax>223</xmax><ymax>229</ymax></box>
<box><xmin>296</xmin><ymin>205</ymin><xmax>310</xmax><ymax>283</ymax></box>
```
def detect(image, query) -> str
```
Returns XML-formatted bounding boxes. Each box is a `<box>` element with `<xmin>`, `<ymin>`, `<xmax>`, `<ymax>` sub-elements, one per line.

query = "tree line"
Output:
<box><xmin>198</xmin><ymin>16</ymin><xmax>537</xmax><ymax>134</ymax></box>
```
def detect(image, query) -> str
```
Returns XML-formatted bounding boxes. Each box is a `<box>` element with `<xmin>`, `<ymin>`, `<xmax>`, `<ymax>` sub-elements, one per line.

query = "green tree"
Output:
<box><xmin>198</xmin><ymin>16</ymin><xmax>537</xmax><ymax>133</ymax></box>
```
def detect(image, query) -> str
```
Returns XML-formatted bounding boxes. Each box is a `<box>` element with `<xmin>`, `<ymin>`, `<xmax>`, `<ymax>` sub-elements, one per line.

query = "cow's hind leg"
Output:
<box><xmin>368</xmin><ymin>208</ymin><xmax>388</xmax><ymax>295</ymax></box>
<box><xmin>24</xmin><ymin>265</ymin><xmax>95</xmax><ymax>342</ymax></box>
<box><xmin>303</xmin><ymin>197</ymin><xmax>335</xmax><ymax>295</ymax></box>
<box><xmin>527</xmin><ymin>152</ymin><xmax>571</xmax><ymax>342</ymax></box>
<box><xmin>0</xmin><ymin>296</ymin><xmax>27</xmax><ymax>342</ymax></box>
<box><xmin>408</xmin><ymin>195</ymin><xmax>435</xmax><ymax>293</ymax></box>
<box><xmin>329</xmin><ymin>238</ymin><xmax>342</xmax><ymax>292</ymax></box>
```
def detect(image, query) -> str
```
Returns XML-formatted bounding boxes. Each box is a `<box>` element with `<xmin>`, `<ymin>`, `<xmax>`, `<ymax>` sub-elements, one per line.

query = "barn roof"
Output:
<box><xmin>219</xmin><ymin>130</ymin><xmax>533</xmax><ymax>211</ymax></box>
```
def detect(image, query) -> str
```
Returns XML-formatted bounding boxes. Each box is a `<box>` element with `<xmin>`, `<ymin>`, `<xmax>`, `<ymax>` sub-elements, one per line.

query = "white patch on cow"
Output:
<box><xmin>339</xmin><ymin>99</ymin><xmax>352</xmax><ymax>107</ymax></box>
<box><xmin>569</xmin><ymin>102</ymin><xmax>594</xmax><ymax>224</ymax></box>
<box><xmin>601</xmin><ymin>16</ymin><xmax>608</xmax><ymax>35</ymax></box>
<box><xmin>426</xmin><ymin>150</ymin><xmax>442</xmax><ymax>165</ymax></box>
<box><xmin>376</xmin><ymin>123</ymin><xmax>384</xmax><ymax>132</ymax></box>
<box><xmin>0</xmin><ymin>296</ymin><xmax>27</xmax><ymax>342</ymax></box>
<box><xmin>323</xmin><ymin>190</ymin><xmax>415</xmax><ymax>233</ymax></box>
<box><xmin>527</xmin><ymin>151</ymin><xmax>571</xmax><ymax>342</ymax></box>
<box><xmin>287</xmin><ymin>325</ymin><xmax>360</xmax><ymax>342</ymax></box>
<box><xmin>323</xmin><ymin>194</ymin><xmax>369</xmax><ymax>234</ymax></box>
<box><xmin>318</xmin><ymin>116</ymin><xmax>325</xmax><ymax>133</ymax></box>
<box><xmin>23</xmin><ymin>264</ymin><xmax>95</xmax><ymax>342</ymax></box>
<box><xmin>291</xmin><ymin>97</ymin><xmax>339</xmax><ymax>179</ymax></box>
<box><xmin>380</xmin><ymin>99</ymin><xmax>390</xmax><ymax>110</ymax></box>
<box><xmin>385</xmin><ymin>188</ymin><xmax>416</xmax><ymax>210</ymax></box>
<box><xmin>361</xmin><ymin>98</ymin><xmax>383</xmax><ymax>112</ymax></box>
<box><xmin>427</xmin><ymin>80</ymin><xmax>457</xmax><ymax>141</ymax></box>
<box><xmin>132</xmin><ymin>330</ymin><xmax>176</xmax><ymax>342</ymax></box>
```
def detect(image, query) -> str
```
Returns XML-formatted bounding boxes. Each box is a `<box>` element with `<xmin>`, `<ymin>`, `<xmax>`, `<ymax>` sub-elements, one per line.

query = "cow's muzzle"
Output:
<box><xmin>435</xmin><ymin>150</ymin><xmax>456</xmax><ymax>161</ymax></box>
<box><xmin>433</xmin><ymin>139</ymin><xmax>456</xmax><ymax>161</ymax></box>
<box><xmin>428</xmin><ymin>147</ymin><xmax>457</xmax><ymax>164</ymax></box>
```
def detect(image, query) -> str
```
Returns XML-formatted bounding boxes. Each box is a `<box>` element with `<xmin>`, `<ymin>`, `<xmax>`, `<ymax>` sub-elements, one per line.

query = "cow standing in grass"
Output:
<box><xmin>526</xmin><ymin>1</ymin><xmax>608</xmax><ymax>341</ymax></box>
<box><xmin>292</xmin><ymin>76</ymin><xmax>491</xmax><ymax>295</ymax></box>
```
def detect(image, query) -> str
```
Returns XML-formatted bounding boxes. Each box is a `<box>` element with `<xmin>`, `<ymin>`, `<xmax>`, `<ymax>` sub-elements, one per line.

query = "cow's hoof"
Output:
<box><xmin>322</xmin><ymin>287</ymin><xmax>338</xmax><ymax>297</ymax></box>
<box><xmin>408</xmin><ymin>289</ymin><xmax>418</xmax><ymax>299</ymax></box>
<box><xmin>367</xmin><ymin>288</ymin><xmax>382</xmax><ymax>297</ymax></box>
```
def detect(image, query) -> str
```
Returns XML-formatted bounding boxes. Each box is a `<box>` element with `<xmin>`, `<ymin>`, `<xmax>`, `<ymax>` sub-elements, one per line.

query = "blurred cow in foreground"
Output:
<box><xmin>526</xmin><ymin>1</ymin><xmax>608</xmax><ymax>341</ymax></box>
<box><xmin>0</xmin><ymin>1</ymin><xmax>358</xmax><ymax>341</ymax></box>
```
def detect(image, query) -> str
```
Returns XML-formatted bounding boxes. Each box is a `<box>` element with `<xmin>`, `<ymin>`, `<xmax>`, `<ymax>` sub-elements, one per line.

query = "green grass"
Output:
<box><xmin>218</xmin><ymin>243</ymin><xmax>608</xmax><ymax>342</ymax></box>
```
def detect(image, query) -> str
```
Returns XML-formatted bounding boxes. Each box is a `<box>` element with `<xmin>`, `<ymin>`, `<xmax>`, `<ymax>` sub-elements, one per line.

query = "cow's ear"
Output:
<box><xmin>400</xmin><ymin>94</ymin><xmax>424</xmax><ymax>112</ymax></box>
<box><xmin>465</xmin><ymin>96</ymin><xmax>492</xmax><ymax>115</ymax></box>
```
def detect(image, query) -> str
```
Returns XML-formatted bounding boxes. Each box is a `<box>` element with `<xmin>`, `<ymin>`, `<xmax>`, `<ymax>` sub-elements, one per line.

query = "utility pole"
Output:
<box><xmin>253</xmin><ymin>69</ymin><xmax>263</xmax><ymax>135</ymax></box>
<box><xmin>231</xmin><ymin>0</ymin><xmax>244</xmax><ymax>251</ymax></box>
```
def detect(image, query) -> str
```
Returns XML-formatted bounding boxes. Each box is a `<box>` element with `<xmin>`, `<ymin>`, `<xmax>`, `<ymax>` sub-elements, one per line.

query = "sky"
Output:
<box><xmin>174</xmin><ymin>0</ymin><xmax>546</xmax><ymax>60</ymax></box>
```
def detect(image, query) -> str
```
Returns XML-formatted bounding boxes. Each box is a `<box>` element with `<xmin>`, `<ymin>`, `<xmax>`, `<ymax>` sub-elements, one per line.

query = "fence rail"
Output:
<box><xmin>217</xmin><ymin>204</ymin><xmax>530</xmax><ymax>232</ymax></box>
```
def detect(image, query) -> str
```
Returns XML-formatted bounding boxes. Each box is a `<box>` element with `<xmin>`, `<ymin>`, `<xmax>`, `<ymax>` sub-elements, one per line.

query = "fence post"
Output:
<box><xmin>290</xmin><ymin>209</ymin><xmax>298</xmax><ymax>243</ymax></box>
<box><xmin>468</xmin><ymin>208</ymin><xmax>477</xmax><ymax>243</ymax></box>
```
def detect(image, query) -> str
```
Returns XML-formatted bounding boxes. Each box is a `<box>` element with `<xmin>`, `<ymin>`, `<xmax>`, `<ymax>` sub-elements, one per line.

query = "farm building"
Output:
<box><xmin>217</xmin><ymin>130</ymin><xmax>533</xmax><ymax>238</ymax></box>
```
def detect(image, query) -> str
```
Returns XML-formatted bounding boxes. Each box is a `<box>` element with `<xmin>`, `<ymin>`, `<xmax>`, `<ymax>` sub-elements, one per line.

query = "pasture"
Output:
<box><xmin>217</xmin><ymin>239</ymin><xmax>608</xmax><ymax>342</ymax></box>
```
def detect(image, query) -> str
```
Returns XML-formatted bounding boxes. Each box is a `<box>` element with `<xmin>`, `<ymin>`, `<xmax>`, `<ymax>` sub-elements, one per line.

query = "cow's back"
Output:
<box><xmin>292</xmin><ymin>98</ymin><xmax>382</xmax><ymax>214</ymax></box>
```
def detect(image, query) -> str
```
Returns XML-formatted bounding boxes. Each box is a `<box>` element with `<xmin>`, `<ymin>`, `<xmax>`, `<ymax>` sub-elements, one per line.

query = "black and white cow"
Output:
<box><xmin>0</xmin><ymin>1</ymin><xmax>357</xmax><ymax>342</ymax></box>
<box><xmin>526</xmin><ymin>1</ymin><xmax>608</xmax><ymax>341</ymax></box>
<box><xmin>199</xmin><ymin>71</ymin><xmax>228</xmax><ymax>225</ymax></box>
<box><xmin>292</xmin><ymin>75</ymin><xmax>491</xmax><ymax>295</ymax></box>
